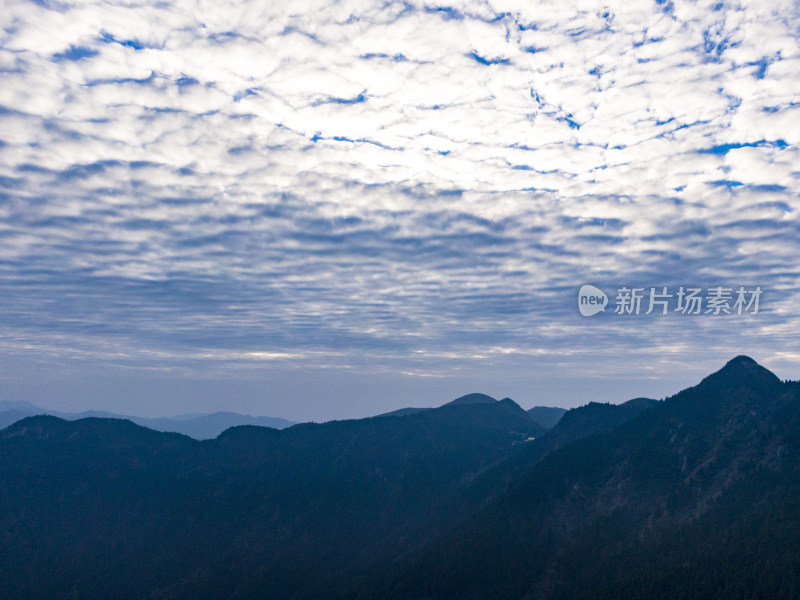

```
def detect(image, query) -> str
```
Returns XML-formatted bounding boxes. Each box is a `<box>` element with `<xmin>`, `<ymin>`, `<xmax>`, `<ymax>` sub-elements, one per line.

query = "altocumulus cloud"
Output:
<box><xmin>0</xmin><ymin>0</ymin><xmax>799</xmax><ymax>416</ymax></box>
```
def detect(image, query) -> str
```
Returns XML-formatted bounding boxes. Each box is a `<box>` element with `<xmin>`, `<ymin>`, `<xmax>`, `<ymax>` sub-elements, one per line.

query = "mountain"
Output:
<box><xmin>131</xmin><ymin>411</ymin><xmax>295</xmax><ymax>439</ymax></box>
<box><xmin>355</xmin><ymin>356</ymin><xmax>800</xmax><ymax>599</ymax></box>
<box><xmin>536</xmin><ymin>397</ymin><xmax>658</xmax><ymax>447</ymax></box>
<box><xmin>0</xmin><ymin>400</ymin><xmax>40</xmax><ymax>412</ymax></box>
<box><xmin>374</xmin><ymin>392</ymin><xmax>505</xmax><ymax>418</ymax></box>
<box><xmin>2</xmin><ymin>357</ymin><xmax>798</xmax><ymax>600</ymax></box>
<box><xmin>0</xmin><ymin>405</ymin><xmax>294</xmax><ymax>439</ymax></box>
<box><xmin>453</xmin><ymin>396</ymin><xmax>660</xmax><ymax>508</ymax></box>
<box><xmin>374</xmin><ymin>406</ymin><xmax>429</xmax><ymax>417</ymax></box>
<box><xmin>381</xmin><ymin>397</ymin><xmax>590</xmax><ymax>432</ymax></box>
<box><xmin>0</xmin><ymin>409</ymin><xmax>35</xmax><ymax>431</ymax></box>
<box><xmin>526</xmin><ymin>405</ymin><xmax>567</xmax><ymax>428</ymax></box>
<box><xmin>0</xmin><ymin>396</ymin><xmax>540</xmax><ymax>600</ymax></box>
<box><xmin>0</xmin><ymin>401</ymin><xmax>42</xmax><ymax>430</ymax></box>
<box><xmin>443</xmin><ymin>392</ymin><xmax>497</xmax><ymax>406</ymax></box>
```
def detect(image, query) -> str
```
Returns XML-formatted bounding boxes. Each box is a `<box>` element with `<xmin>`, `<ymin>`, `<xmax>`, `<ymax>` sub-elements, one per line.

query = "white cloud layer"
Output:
<box><xmin>1</xmin><ymin>0</ymin><xmax>799</xmax><ymax>417</ymax></box>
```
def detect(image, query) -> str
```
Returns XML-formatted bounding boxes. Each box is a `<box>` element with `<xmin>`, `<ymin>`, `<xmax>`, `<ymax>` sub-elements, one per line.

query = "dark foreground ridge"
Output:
<box><xmin>2</xmin><ymin>356</ymin><xmax>799</xmax><ymax>600</ymax></box>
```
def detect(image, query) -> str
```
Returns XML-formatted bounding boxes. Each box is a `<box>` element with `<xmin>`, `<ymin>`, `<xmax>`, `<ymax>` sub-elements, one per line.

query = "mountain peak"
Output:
<box><xmin>697</xmin><ymin>355</ymin><xmax>781</xmax><ymax>393</ymax></box>
<box><xmin>726</xmin><ymin>355</ymin><xmax>757</xmax><ymax>367</ymax></box>
<box><xmin>445</xmin><ymin>393</ymin><xmax>497</xmax><ymax>406</ymax></box>
<box><xmin>718</xmin><ymin>355</ymin><xmax>773</xmax><ymax>378</ymax></box>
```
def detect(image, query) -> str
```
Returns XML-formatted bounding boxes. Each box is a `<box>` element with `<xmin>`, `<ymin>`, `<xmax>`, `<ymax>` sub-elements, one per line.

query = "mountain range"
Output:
<box><xmin>1</xmin><ymin>356</ymin><xmax>798</xmax><ymax>599</ymax></box>
<box><xmin>376</xmin><ymin>393</ymin><xmax>566</xmax><ymax>429</ymax></box>
<box><xmin>0</xmin><ymin>397</ymin><xmax>565</xmax><ymax>439</ymax></box>
<box><xmin>0</xmin><ymin>401</ymin><xmax>295</xmax><ymax>440</ymax></box>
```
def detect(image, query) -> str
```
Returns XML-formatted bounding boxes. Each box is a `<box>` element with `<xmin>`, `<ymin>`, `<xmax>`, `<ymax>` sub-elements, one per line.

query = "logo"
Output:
<box><xmin>578</xmin><ymin>284</ymin><xmax>608</xmax><ymax>316</ymax></box>
<box><xmin>576</xmin><ymin>285</ymin><xmax>762</xmax><ymax>317</ymax></box>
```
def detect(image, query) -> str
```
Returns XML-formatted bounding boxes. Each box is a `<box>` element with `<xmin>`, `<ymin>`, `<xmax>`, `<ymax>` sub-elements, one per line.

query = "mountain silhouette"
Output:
<box><xmin>375</xmin><ymin>392</ymin><xmax>511</xmax><ymax>418</ymax></box>
<box><xmin>443</xmin><ymin>392</ymin><xmax>497</xmax><ymax>406</ymax></box>
<box><xmin>0</xmin><ymin>396</ymin><xmax>539</xmax><ymax>600</ymax></box>
<box><xmin>373</xmin><ymin>406</ymin><xmax>429</xmax><ymax>417</ymax></box>
<box><xmin>0</xmin><ymin>404</ymin><xmax>294</xmax><ymax>439</ymax></box>
<box><xmin>356</xmin><ymin>356</ymin><xmax>800</xmax><ymax>599</ymax></box>
<box><xmin>2</xmin><ymin>357</ymin><xmax>798</xmax><ymax>600</ymax></box>
<box><xmin>526</xmin><ymin>405</ymin><xmax>566</xmax><ymax>428</ymax></box>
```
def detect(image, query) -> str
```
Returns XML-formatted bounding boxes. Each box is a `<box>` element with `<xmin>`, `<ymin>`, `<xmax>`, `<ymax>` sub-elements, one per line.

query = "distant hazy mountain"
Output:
<box><xmin>0</xmin><ymin>404</ymin><xmax>294</xmax><ymax>439</ymax></box>
<box><xmin>526</xmin><ymin>405</ymin><xmax>567</xmax><ymax>428</ymax></box>
<box><xmin>443</xmin><ymin>392</ymin><xmax>497</xmax><ymax>406</ymax></box>
<box><xmin>373</xmin><ymin>406</ymin><xmax>430</xmax><ymax>417</ymax></box>
<box><xmin>130</xmin><ymin>411</ymin><xmax>295</xmax><ymax>439</ymax></box>
<box><xmin>375</xmin><ymin>392</ymin><xmax>501</xmax><ymax>417</ymax></box>
<box><xmin>378</xmin><ymin>396</ymin><xmax>568</xmax><ymax>429</ymax></box>
<box><xmin>3</xmin><ymin>357</ymin><xmax>798</xmax><ymax>600</ymax></box>
<box><xmin>0</xmin><ymin>409</ymin><xmax>35</xmax><ymax>431</ymax></box>
<box><xmin>0</xmin><ymin>400</ymin><xmax>40</xmax><ymax>412</ymax></box>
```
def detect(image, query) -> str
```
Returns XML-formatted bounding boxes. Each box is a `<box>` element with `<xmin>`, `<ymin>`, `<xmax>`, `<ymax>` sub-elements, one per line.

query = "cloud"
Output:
<box><xmin>0</xmin><ymin>0</ymin><xmax>799</xmax><ymax>416</ymax></box>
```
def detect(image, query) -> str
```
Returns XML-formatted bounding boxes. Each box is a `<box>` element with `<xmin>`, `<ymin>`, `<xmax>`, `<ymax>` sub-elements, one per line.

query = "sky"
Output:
<box><xmin>1</xmin><ymin>0</ymin><xmax>799</xmax><ymax>422</ymax></box>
